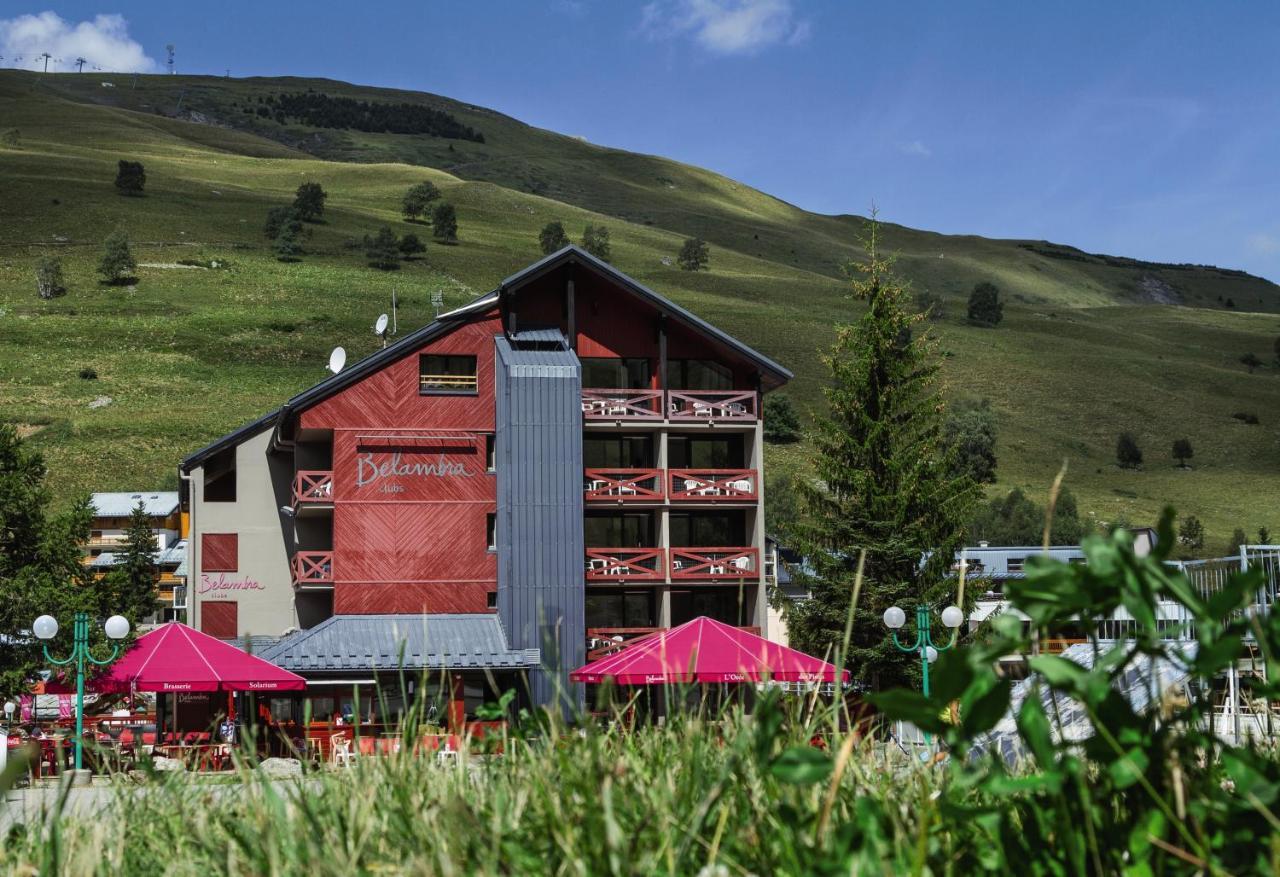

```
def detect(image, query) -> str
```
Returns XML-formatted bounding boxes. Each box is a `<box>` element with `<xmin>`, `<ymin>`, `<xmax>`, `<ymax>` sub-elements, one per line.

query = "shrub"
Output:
<box><xmin>1232</xmin><ymin>411</ymin><xmax>1260</xmax><ymax>425</ymax></box>
<box><xmin>35</xmin><ymin>257</ymin><xmax>66</xmax><ymax>299</ymax></box>
<box><xmin>431</xmin><ymin>202</ymin><xmax>458</xmax><ymax>243</ymax></box>
<box><xmin>402</xmin><ymin>181</ymin><xmax>441</xmax><ymax>222</ymax></box>
<box><xmin>1116</xmin><ymin>431</ymin><xmax>1143</xmax><ymax>469</ymax></box>
<box><xmin>0</xmin><ymin>128</ymin><xmax>19</xmax><ymax>147</ymax></box>
<box><xmin>762</xmin><ymin>394</ymin><xmax>801</xmax><ymax>443</ymax></box>
<box><xmin>1177</xmin><ymin>514</ymin><xmax>1205</xmax><ymax>555</ymax></box>
<box><xmin>292</xmin><ymin>182</ymin><xmax>327</xmax><ymax>222</ymax></box>
<box><xmin>263</xmin><ymin>206</ymin><xmax>301</xmax><ymax>239</ymax></box>
<box><xmin>274</xmin><ymin>221</ymin><xmax>305</xmax><ymax>262</ymax></box>
<box><xmin>944</xmin><ymin>398</ymin><xmax>998</xmax><ymax>484</ymax></box>
<box><xmin>98</xmin><ymin>231</ymin><xmax>137</xmax><ymax>284</ymax></box>
<box><xmin>966</xmin><ymin>281</ymin><xmax>1003</xmax><ymax>327</ymax></box>
<box><xmin>398</xmin><ymin>233</ymin><xmax>426</xmax><ymax>258</ymax></box>
<box><xmin>914</xmin><ymin>289</ymin><xmax>946</xmax><ymax>320</ymax></box>
<box><xmin>677</xmin><ymin>237</ymin><xmax>709</xmax><ymax>271</ymax></box>
<box><xmin>1171</xmin><ymin>437</ymin><xmax>1194</xmax><ymax>468</ymax></box>
<box><xmin>1229</xmin><ymin>527</ymin><xmax>1248</xmax><ymax>554</ymax></box>
<box><xmin>581</xmin><ymin>224</ymin><xmax>611</xmax><ymax>261</ymax></box>
<box><xmin>539</xmin><ymin>220</ymin><xmax>569</xmax><ymax>255</ymax></box>
<box><xmin>1240</xmin><ymin>352</ymin><xmax>1262</xmax><ymax>373</ymax></box>
<box><xmin>365</xmin><ymin>226</ymin><xmax>401</xmax><ymax>270</ymax></box>
<box><xmin>78</xmin><ymin>367</ymin><xmax>97</xmax><ymax>380</ymax></box>
<box><xmin>114</xmin><ymin>160</ymin><xmax>145</xmax><ymax>196</ymax></box>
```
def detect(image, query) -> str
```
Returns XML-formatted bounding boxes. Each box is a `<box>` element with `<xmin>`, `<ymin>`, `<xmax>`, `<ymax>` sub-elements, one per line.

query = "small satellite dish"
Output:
<box><xmin>374</xmin><ymin>314</ymin><xmax>389</xmax><ymax>336</ymax></box>
<box><xmin>328</xmin><ymin>347</ymin><xmax>347</xmax><ymax>374</ymax></box>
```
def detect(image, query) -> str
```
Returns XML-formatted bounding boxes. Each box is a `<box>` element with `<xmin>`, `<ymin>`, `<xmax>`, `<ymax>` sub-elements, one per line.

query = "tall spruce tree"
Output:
<box><xmin>0</xmin><ymin>425</ymin><xmax>100</xmax><ymax>693</ymax></box>
<box><xmin>787</xmin><ymin>218</ymin><xmax>979</xmax><ymax>690</ymax></box>
<box><xmin>106</xmin><ymin>502</ymin><xmax>160</xmax><ymax>624</ymax></box>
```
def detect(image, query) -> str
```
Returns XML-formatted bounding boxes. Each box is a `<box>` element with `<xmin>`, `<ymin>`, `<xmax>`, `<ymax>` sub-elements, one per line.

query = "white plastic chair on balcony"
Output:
<box><xmin>696</xmin><ymin>481</ymin><xmax>722</xmax><ymax>497</ymax></box>
<box><xmin>693</xmin><ymin>401</ymin><xmax>714</xmax><ymax>417</ymax></box>
<box><xmin>730</xmin><ymin>479</ymin><xmax>753</xmax><ymax>495</ymax></box>
<box><xmin>731</xmin><ymin>555</ymin><xmax>752</xmax><ymax>573</ymax></box>
<box><xmin>436</xmin><ymin>742</ymin><xmax>458</xmax><ymax>766</ymax></box>
<box><xmin>606</xmin><ymin>398</ymin><xmax>629</xmax><ymax>416</ymax></box>
<box><xmin>330</xmin><ymin>734</ymin><xmax>355</xmax><ymax>767</ymax></box>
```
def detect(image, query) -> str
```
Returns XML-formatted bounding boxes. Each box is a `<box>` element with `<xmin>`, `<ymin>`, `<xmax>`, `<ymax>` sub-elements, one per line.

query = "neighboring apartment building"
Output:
<box><xmin>84</xmin><ymin>492</ymin><xmax>188</xmax><ymax>625</ymax></box>
<box><xmin>178</xmin><ymin>247</ymin><xmax>791</xmax><ymax>707</ymax></box>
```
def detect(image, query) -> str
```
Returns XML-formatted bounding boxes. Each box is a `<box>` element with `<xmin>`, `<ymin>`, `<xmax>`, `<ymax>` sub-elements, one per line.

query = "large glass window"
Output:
<box><xmin>419</xmin><ymin>354</ymin><xmax>478</xmax><ymax>394</ymax></box>
<box><xmin>581</xmin><ymin>357</ymin><xmax>651</xmax><ymax>389</ymax></box>
<box><xmin>667</xmin><ymin>359</ymin><xmax>733</xmax><ymax>391</ymax></box>
<box><xmin>583</xmin><ymin>435</ymin><xmax>654</xmax><ymax>468</ymax></box>
<box><xmin>670</xmin><ymin>589</ymin><xmax>748</xmax><ymax>626</ymax></box>
<box><xmin>585</xmin><ymin>591</ymin><xmax>657</xmax><ymax>629</ymax></box>
<box><xmin>667</xmin><ymin>435</ymin><xmax>745</xmax><ymax>469</ymax></box>
<box><xmin>669</xmin><ymin>511</ymin><xmax>746</xmax><ymax>547</ymax></box>
<box><xmin>584</xmin><ymin>512</ymin><xmax>654</xmax><ymax>547</ymax></box>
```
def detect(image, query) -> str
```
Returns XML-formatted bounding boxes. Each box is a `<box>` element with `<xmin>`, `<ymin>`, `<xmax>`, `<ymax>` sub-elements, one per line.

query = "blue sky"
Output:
<box><xmin>4</xmin><ymin>2</ymin><xmax>1279</xmax><ymax>280</ymax></box>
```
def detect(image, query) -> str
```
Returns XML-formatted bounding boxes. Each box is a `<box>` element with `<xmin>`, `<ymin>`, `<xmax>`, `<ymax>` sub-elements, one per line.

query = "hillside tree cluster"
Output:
<box><xmin>268</xmin><ymin>92</ymin><xmax>484</xmax><ymax>142</ymax></box>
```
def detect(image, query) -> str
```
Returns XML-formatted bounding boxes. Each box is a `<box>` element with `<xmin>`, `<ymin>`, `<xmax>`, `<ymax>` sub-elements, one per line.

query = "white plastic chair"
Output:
<box><xmin>731</xmin><ymin>556</ymin><xmax>752</xmax><ymax>572</ymax></box>
<box><xmin>331</xmin><ymin>734</ymin><xmax>354</xmax><ymax>767</ymax></box>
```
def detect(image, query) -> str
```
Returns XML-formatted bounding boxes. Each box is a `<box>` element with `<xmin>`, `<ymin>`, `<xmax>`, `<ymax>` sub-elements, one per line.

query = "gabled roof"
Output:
<box><xmin>182</xmin><ymin>247</ymin><xmax>790</xmax><ymax>471</ymax></box>
<box><xmin>255</xmin><ymin>613</ymin><xmax>540</xmax><ymax>673</ymax></box>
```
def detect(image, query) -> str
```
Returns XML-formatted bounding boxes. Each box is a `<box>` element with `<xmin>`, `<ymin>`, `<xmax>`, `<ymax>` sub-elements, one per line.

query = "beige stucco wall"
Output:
<box><xmin>190</xmin><ymin>428</ymin><xmax>299</xmax><ymax>638</ymax></box>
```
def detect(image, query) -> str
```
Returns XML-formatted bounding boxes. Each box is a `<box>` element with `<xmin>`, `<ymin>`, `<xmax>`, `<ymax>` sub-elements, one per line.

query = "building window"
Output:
<box><xmin>486</xmin><ymin>513</ymin><xmax>497</xmax><ymax>551</ymax></box>
<box><xmin>419</xmin><ymin>354</ymin><xmax>478</xmax><ymax>394</ymax></box>
<box><xmin>486</xmin><ymin>591</ymin><xmax>497</xmax><ymax>609</ymax></box>
<box><xmin>667</xmin><ymin>359</ymin><xmax>733</xmax><ymax>391</ymax></box>
<box><xmin>485</xmin><ymin>434</ymin><xmax>496</xmax><ymax>472</ymax></box>
<box><xmin>581</xmin><ymin>357</ymin><xmax>651</xmax><ymax>389</ymax></box>
<box><xmin>203</xmin><ymin>447</ymin><xmax>237</xmax><ymax>502</ymax></box>
<box><xmin>202</xmin><ymin>533</ymin><xmax>238</xmax><ymax>572</ymax></box>
<box><xmin>584</xmin><ymin>434</ymin><xmax>653</xmax><ymax>468</ymax></box>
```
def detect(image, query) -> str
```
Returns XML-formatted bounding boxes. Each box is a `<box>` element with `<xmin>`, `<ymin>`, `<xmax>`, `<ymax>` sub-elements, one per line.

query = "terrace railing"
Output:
<box><xmin>585</xmin><ymin>625</ymin><xmax>763</xmax><ymax>662</ymax></box>
<box><xmin>293</xmin><ymin>470</ymin><xmax>334</xmax><ymax>508</ymax></box>
<box><xmin>581</xmin><ymin>389</ymin><xmax>664</xmax><ymax>420</ymax></box>
<box><xmin>668</xmin><ymin>469</ymin><xmax>758</xmax><ymax>502</ymax></box>
<box><xmin>585</xmin><ymin>548</ymin><xmax>666</xmax><ymax>581</ymax></box>
<box><xmin>667</xmin><ymin>390</ymin><xmax>757</xmax><ymax>422</ymax></box>
<box><xmin>291</xmin><ymin>551</ymin><xmax>334</xmax><ymax>588</ymax></box>
<box><xmin>670</xmin><ymin>547</ymin><xmax>759</xmax><ymax>580</ymax></box>
<box><xmin>584</xmin><ymin>468</ymin><xmax>665</xmax><ymax>502</ymax></box>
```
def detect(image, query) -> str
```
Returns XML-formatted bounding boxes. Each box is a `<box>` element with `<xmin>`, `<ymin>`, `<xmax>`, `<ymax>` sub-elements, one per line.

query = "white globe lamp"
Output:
<box><xmin>941</xmin><ymin>605</ymin><xmax>965</xmax><ymax>629</ymax></box>
<box><xmin>32</xmin><ymin>615</ymin><xmax>59</xmax><ymax>640</ymax></box>
<box><xmin>104</xmin><ymin>615</ymin><xmax>130</xmax><ymax>640</ymax></box>
<box><xmin>882</xmin><ymin>606</ymin><xmax>906</xmax><ymax>630</ymax></box>
<box><xmin>925</xmin><ymin>646</ymin><xmax>939</xmax><ymax>664</ymax></box>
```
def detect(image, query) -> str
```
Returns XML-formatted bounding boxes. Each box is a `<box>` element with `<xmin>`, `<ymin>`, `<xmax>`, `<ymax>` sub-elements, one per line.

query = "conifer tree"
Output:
<box><xmin>787</xmin><ymin>218</ymin><xmax>979</xmax><ymax>690</ymax></box>
<box><xmin>106</xmin><ymin>502</ymin><xmax>160</xmax><ymax>624</ymax></box>
<box><xmin>0</xmin><ymin>425</ymin><xmax>99</xmax><ymax>693</ymax></box>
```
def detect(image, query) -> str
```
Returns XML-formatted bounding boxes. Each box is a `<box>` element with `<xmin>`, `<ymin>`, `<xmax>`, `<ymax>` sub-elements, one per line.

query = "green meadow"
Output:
<box><xmin>1</xmin><ymin>70</ymin><xmax>1278</xmax><ymax>549</ymax></box>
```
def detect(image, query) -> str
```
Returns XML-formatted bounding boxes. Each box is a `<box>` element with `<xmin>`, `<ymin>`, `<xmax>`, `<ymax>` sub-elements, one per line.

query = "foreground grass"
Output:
<box><xmin>3</xmin><ymin>709</ymin><xmax>946</xmax><ymax>877</ymax></box>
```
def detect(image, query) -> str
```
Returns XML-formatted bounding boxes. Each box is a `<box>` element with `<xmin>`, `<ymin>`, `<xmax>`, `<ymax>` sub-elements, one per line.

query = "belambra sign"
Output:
<box><xmin>199</xmin><ymin>573</ymin><xmax>265</xmax><ymax>594</ymax></box>
<box><xmin>355</xmin><ymin>451</ymin><xmax>474</xmax><ymax>489</ymax></box>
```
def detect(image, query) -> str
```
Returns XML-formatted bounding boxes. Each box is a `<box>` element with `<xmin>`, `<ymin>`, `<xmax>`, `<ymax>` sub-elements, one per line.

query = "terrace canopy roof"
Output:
<box><xmin>569</xmin><ymin>616</ymin><xmax>848</xmax><ymax>685</ymax></box>
<box><xmin>52</xmin><ymin>622</ymin><xmax>305</xmax><ymax>693</ymax></box>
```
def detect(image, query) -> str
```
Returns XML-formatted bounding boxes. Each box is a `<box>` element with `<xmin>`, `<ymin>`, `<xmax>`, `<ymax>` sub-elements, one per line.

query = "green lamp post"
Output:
<box><xmin>883</xmin><ymin>603</ymin><xmax>965</xmax><ymax>698</ymax></box>
<box><xmin>33</xmin><ymin>611</ymin><xmax>130</xmax><ymax>773</ymax></box>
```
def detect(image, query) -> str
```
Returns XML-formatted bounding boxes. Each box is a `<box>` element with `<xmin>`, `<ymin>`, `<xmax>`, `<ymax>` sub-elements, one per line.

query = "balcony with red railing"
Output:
<box><xmin>668</xmin><ymin>469</ymin><xmax>758</xmax><ymax>502</ymax></box>
<box><xmin>581</xmin><ymin>389</ymin><xmax>664</xmax><ymax>421</ymax></box>
<box><xmin>667</xmin><ymin>390</ymin><xmax>757</xmax><ymax>422</ymax></box>
<box><xmin>292</xmin><ymin>470</ymin><xmax>334</xmax><ymax>512</ymax></box>
<box><xmin>585</xmin><ymin>548</ymin><xmax>666</xmax><ymax>581</ymax></box>
<box><xmin>670</xmin><ymin>547</ymin><xmax>759</xmax><ymax>580</ymax></box>
<box><xmin>584</xmin><ymin>468</ymin><xmax>665</xmax><ymax>503</ymax></box>
<box><xmin>585</xmin><ymin>626</ymin><xmax>762</xmax><ymax>661</ymax></box>
<box><xmin>291</xmin><ymin>550</ymin><xmax>334</xmax><ymax>589</ymax></box>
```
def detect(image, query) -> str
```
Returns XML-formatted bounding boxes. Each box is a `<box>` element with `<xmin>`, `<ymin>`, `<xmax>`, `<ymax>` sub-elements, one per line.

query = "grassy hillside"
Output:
<box><xmin>1</xmin><ymin>70</ymin><xmax>1278</xmax><ymax>552</ymax></box>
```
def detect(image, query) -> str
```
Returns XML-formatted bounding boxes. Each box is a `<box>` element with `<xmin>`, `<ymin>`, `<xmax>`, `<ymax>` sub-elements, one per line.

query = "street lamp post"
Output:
<box><xmin>33</xmin><ymin>612</ymin><xmax>130</xmax><ymax>773</ymax></box>
<box><xmin>883</xmin><ymin>603</ymin><xmax>965</xmax><ymax>698</ymax></box>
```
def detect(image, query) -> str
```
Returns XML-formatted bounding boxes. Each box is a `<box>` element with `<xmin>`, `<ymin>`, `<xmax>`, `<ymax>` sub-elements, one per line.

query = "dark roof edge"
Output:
<box><xmin>502</xmin><ymin>245</ymin><xmax>794</xmax><ymax>384</ymax></box>
<box><xmin>179</xmin><ymin>408</ymin><xmax>278</xmax><ymax>473</ymax></box>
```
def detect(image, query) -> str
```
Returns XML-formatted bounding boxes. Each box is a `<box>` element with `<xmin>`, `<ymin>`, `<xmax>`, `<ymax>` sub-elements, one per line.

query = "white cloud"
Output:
<box><xmin>0</xmin><ymin>11</ymin><xmax>155</xmax><ymax>73</ymax></box>
<box><xmin>899</xmin><ymin>140</ymin><xmax>931</xmax><ymax>158</ymax></box>
<box><xmin>641</xmin><ymin>0</ymin><xmax>810</xmax><ymax>55</ymax></box>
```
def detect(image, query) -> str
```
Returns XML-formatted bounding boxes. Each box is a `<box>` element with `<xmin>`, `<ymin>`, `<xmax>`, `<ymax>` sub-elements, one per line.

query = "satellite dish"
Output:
<box><xmin>374</xmin><ymin>314</ymin><xmax>388</xmax><ymax>336</ymax></box>
<box><xmin>328</xmin><ymin>347</ymin><xmax>346</xmax><ymax>374</ymax></box>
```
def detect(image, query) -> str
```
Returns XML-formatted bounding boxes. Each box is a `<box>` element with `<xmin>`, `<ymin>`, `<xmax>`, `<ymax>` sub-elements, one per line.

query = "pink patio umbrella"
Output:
<box><xmin>569</xmin><ymin>616</ymin><xmax>849</xmax><ymax>685</ymax></box>
<box><xmin>49</xmin><ymin>622</ymin><xmax>305</xmax><ymax>693</ymax></box>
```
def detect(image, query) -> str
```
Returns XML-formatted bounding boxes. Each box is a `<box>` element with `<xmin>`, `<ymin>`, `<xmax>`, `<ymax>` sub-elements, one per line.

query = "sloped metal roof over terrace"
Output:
<box><xmin>255</xmin><ymin>614</ymin><xmax>542</xmax><ymax>673</ymax></box>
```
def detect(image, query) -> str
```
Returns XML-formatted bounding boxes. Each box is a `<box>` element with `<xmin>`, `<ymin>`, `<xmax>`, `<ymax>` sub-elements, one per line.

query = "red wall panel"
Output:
<box><xmin>201</xmin><ymin>602</ymin><xmax>238</xmax><ymax>638</ymax></box>
<box><xmin>202</xmin><ymin>534</ymin><xmax>238</xmax><ymax>572</ymax></box>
